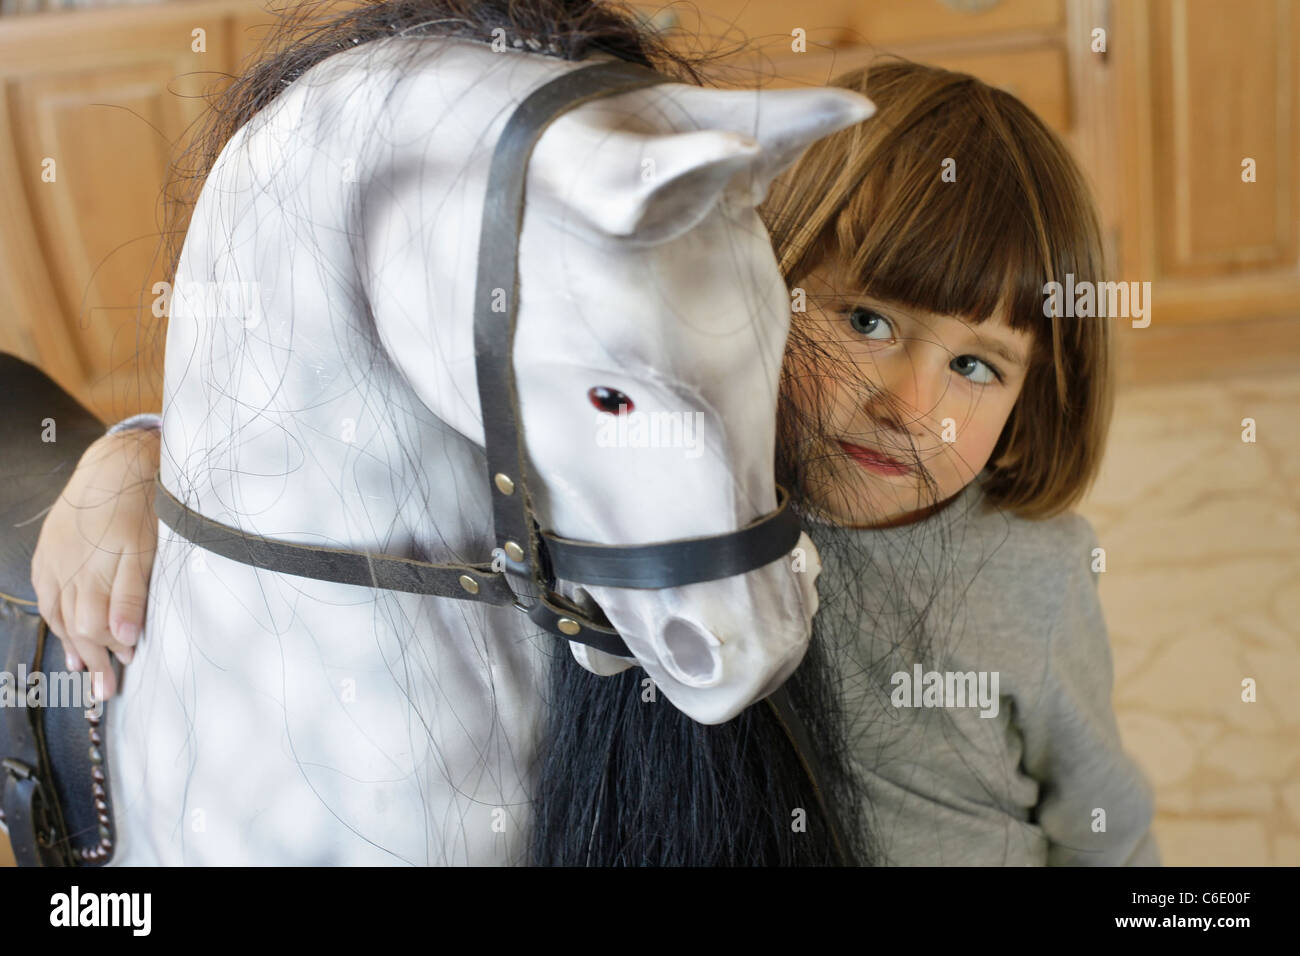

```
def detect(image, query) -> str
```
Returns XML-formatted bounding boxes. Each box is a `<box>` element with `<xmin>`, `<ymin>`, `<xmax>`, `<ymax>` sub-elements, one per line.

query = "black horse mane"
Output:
<box><xmin>157</xmin><ymin>0</ymin><xmax>880</xmax><ymax>867</ymax></box>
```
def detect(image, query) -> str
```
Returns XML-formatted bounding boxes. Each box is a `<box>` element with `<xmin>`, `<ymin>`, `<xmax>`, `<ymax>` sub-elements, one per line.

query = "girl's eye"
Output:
<box><xmin>951</xmin><ymin>354</ymin><xmax>1001</xmax><ymax>385</ymax></box>
<box><xmin>846</xmin><ymin>306</ymin><xmax>893</xmax><ymax>341</ymax></box>
<box><xmin>589</xmin><ymin>385</ymin><xmax>634</xmax><ymax>414</ymax></box>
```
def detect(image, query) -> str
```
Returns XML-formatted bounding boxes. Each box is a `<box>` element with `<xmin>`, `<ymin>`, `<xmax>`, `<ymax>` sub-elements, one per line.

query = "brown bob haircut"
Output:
<box><xmin>760</xmin><ymin>57</ymin><xmax>1115</xmax><ymax>520</ymax></box>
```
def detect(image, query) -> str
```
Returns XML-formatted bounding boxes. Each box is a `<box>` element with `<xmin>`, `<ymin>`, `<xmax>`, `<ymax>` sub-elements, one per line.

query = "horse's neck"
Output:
<box><xmin>160</xmin><ymin>37</ymin><xmax>577</xmax><ymax>562</ymax></box>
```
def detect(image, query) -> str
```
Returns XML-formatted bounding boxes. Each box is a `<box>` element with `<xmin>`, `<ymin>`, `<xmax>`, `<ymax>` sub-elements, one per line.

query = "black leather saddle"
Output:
<box><xmin>0</xmin><ymin>352</ymin><xmax>118</xmax><ymax>865</ymax></box>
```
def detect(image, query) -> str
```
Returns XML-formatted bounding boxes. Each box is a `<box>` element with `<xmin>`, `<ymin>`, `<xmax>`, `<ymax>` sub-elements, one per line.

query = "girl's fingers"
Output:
<box><xmin>74</xmin><ymin>576</ymin><xmax>112</xmax><ymax>651</ymax></box>
<box><xmin>108</xmin><ymin>552</ymin><xmax>149</xmax><ymax>653</ymax></box>
<box><xmin>49</xmin><ymin>628</ymin><xmax>83</xmax><ymax>672</ymax></box>
<box><xmin>28</xmin><ymin>425</ymin><xmax>160</xmax><ymax>683</ymax></box>
<box><xmin>58</xmin><ymin>582</ymin><xmax>97</xmax><ymax>674</ymax></box>
<box><xmin>29</xmin><ymin>573</ymin><xmax>119</xmax><ymax>698</ymax></box>
<box><xmin>78</xmin><ymin>643</ymin><xmax>116</xmax><ymax>701</ymax></box>
<box><xmin>57</xmin><ymin>579</ymin><xmax>77</xmax><ymax>647</ymax></box>
<box><xmin>65</xmin><ymin>578</ymin><xmax>118</xmax><ymax>697</ymax></box>
<box><xmin>75</xmin><ymin>577</ymin><xmax>132</xmax><ymax>663</ymax></box>
<box><xmin>34</xmin><ymin>568</ymin><xmax>69</xmax><ymax>649</ymax></box>
<box><xmin>34</xmin><ymin>568</ymin><xmax>81</xmax><ymax>669</ymax></box>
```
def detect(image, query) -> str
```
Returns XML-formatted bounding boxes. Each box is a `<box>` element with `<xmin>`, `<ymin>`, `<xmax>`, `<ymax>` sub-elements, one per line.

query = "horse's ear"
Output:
<box><xmin>532</xmin><ymin>86</ymin><xmax>875</xmax><ymax>245</ymax></box>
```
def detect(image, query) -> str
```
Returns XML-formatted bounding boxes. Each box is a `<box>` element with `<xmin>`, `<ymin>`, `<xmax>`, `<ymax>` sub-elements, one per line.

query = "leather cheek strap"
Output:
<box><xmin>472</xmin><ymin>60</ymin><xmax>671</xmax><ymax>606</ymax></box>
<box><xmin>471</xmin><ymin>60</ymin><xmax>804</xmax><ymax>652</ymax></box>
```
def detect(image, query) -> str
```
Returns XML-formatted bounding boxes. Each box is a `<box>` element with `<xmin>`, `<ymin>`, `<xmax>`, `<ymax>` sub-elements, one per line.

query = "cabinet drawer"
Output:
<box><xmin>851</xmin><ymin>0</ymin><xmax>1065</xmax><ymax>45</ymax></box>
<box><xmin>751</xmin><ymin>44</ymin><xmax>1069</xmax><ymax>134</ymax></box>
<box><xmin>634</xmin><ymin>0</ymin><xmax>1062</xmax><ymax>50</ymax></box>
<box><xmin>630</xmin><ymin>1</ymin><xmax>860</xmax><ymax>52</ymax></box>
<box><xmin>924</xmin><ymin>45</ymin><xmax>1069</xmax><ymax>131</ymax></box>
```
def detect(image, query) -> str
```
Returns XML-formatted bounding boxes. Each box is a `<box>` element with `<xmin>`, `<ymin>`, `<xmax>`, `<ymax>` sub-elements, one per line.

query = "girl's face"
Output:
<box><xmin>788</xmin><ymin>261</ymin><xmax>1036</xmax><ymax>529</ymax></box>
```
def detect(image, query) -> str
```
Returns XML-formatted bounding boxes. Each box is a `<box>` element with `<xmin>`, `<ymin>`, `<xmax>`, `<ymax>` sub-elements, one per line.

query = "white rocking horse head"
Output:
<box><xmin>488</xmin><ymin>77</ymin><xmax>875</xmax><ymax>723</ymax></box>
<box><xmin>103</xmin><ymin>0</ymin><xmax>878</xmax><ymax>867</ymax></box>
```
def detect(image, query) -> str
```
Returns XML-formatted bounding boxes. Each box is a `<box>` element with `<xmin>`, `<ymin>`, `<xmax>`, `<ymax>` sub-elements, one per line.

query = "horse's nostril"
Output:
<box><xmin>659</xmin><ymin>617</ymin><xmax>721</xmax><ymax>685</ymax></box>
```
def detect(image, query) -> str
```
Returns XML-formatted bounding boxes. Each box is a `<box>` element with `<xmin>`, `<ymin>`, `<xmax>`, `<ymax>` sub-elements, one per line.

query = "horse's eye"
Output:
<box><xmin>588</xmin><ymin>386</ymin><xmax>634</xmax><ymax>414</ymax></box>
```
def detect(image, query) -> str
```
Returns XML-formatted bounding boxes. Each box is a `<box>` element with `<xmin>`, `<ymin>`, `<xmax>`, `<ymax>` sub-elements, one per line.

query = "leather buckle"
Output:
<box><xmin>526</xmin><ymin>592</ymin><xmax>633</xmax><ymax>659</ymax></box>
<box><xmin>2</xmin><ymin>756</ymin><xmax>36</xmax><ymax>783</ymax></box>
<box><xmin>2</xmin><ymin>757</ymin><xmax>73</xmax><ymax>867</ymax></box>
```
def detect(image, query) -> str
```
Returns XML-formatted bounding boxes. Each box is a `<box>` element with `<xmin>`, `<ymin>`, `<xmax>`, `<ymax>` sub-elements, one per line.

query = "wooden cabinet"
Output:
<box><xmin>638</xmin><ymin>0</ymin><xmax>1300</xmax><ymax>375</ymax></box>
<box><xmin>636</xmin><ymin>0</ymin><xmax>1106</xmax><ymax>283</ymax></box>
<box><xmin>730</xmin><ymin>41</ymin><xmax>1071</xmax><ymax>132</ymax></box>
<box><xmin>1113</xmin><ymin>0</ymin><xmax>1300</xmax><ymax>323</ymax></box>
<box><xmin>636</xmin><ymin>1</ymin><xmax>1074</xmax><ymax>129</ymax></box>
<box><xmin>0</xmin><ymin>1</ymin><xmax>253</xmax><ymax>416</ymax></box>
<box><xmin>0</xmin><ymin>0</ymin><xmax>1295</xmax><ymax>414</ymax></box>
<box><xmin>0</xmin><ymin>0</ymin><xmax>361</xmax><ymax>416</ymax></box>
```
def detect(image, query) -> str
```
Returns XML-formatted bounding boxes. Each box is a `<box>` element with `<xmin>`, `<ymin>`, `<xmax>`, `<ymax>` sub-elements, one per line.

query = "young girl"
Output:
<box><xmin>762</xmin><ymin>58</ymin><xmax>1158</xmax><ymax>865</ymax></box>
<box><xmin>29</xmin><ymin>52</ymin><xmax>1158</xmax><ymax>865</ymax></box>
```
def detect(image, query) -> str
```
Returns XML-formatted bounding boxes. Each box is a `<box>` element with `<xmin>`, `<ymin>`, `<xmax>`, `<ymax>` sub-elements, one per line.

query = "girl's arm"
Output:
<box><xmin>29</xmin><ymin>415</ymin><xmax>161</xmax><ymax>700</ymax></box>
<box><xmin>1019</xmin><ymin>517</ymin><xmax>1162</xmax><ymax>866</ymax></box>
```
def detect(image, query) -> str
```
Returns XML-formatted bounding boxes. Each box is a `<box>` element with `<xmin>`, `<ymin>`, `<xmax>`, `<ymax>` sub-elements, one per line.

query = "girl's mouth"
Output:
<box><xmin>837</xmin><ymin>439</ymin><xmax>914</xmax><ymax>477</ymax></box>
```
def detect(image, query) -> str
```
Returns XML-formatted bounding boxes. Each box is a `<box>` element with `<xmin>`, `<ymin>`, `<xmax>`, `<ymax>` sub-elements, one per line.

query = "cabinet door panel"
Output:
<box><xmin>10</xmin><ymin>63</ymin><xmax>192</xmax><ymax>396</ymax></box>
<box><xmin>0</xmin><ymin>13</ymin><xmax>219</xmax><ymax>413</ymax></box>
<box><xmin>851</xmin><ymin>0</ymin><xmax>1065</xmax><ymax>45</ymax></box>
<box><xmin>732</xmin><ymin>45</ymin><xmax>1069</xmax><ymax>134</ymax></box>
<box><xmin>632</xmin><ymin>0</ymin><xmax>859</xmax><ymax>53</ymax></box>
<box><xmin>1149</xmin><ymin>0</ymin><xmax>1299</xmax><ymax>277</ymax></box>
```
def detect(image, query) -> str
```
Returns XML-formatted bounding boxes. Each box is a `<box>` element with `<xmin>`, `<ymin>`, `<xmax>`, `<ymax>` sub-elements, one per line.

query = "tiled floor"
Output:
<box><xmin>1078</xmin><ymin>372</ymin><xmax>1300</xmax><ymax>866</ymax></box>
<box><xmin>3</xmin><ymin>370</ymin><xmax>1296</xmax><ymax>869</ymax></box>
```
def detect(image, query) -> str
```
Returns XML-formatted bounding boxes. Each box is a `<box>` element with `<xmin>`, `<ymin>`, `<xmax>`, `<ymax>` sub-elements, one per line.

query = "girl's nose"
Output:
<box><xmin>869</xmin><ymin>349</ymin><xmax>947</xmax><ymax>434</ymax></box>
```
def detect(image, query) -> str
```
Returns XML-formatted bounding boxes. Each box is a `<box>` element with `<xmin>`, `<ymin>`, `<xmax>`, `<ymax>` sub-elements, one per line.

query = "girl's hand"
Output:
<box><xmin>30</xmin><ymin>426</ymin><xmax>161</xmax><ymax>700</ymax></box>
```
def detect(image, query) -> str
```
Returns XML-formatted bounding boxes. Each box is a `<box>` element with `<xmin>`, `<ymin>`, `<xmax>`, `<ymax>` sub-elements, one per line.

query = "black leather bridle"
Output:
<box><xmin>155</xmin><ymin>59</ymin><xmax>804</xmax><ymax>662</ymax></box>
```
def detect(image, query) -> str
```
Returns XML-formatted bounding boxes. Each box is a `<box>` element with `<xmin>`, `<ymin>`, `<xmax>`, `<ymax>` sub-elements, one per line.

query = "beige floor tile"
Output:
<box><xmin>1153</xmin><ymin>820</ymin><xmax>1270</xmax><ymax>867</ymax></box>
<box><xmin>1080</xmin><ymin>370</ymin><xmax>1300</xmax><ymax>867</ymax></box>
<box><xmin>1272</xmin><ymin>836</ymin><xmax>1300</xmax><ymax>866</ymax></box>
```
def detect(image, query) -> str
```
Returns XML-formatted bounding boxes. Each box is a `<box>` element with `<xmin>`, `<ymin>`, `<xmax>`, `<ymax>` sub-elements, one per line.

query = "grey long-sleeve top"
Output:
<box><xmin>806</xmin><ymin>469</ymin><xmax>1160</xmax><ymax>866</ymax></box>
